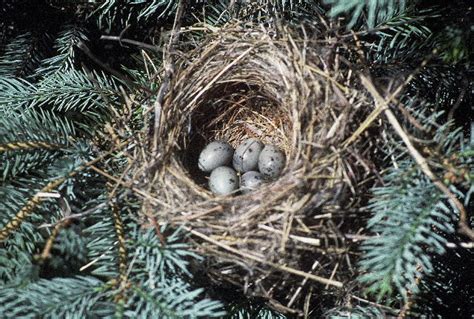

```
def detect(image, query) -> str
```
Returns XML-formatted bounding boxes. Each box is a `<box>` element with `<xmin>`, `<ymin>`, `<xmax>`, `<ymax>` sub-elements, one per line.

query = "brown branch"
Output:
<box><xmin>100</xmin><ymin>35</ymin><xmax>163</xmax><ymax>52</ymax></box>
<box><xmin>152</xmin><ymin>0</ymin><xmax>187</xmax><ymax>154</ymax></box>
<box><xmin>109</xmin><ymin>200</ymin><xmax>128</xmax><ymax>292</ymax></box>
<box><xmin>0</xmin><ymin>139</ymin><xmax>130</xmax><ymax>241</ymax></box>
<box><xmin>361</xmin><ymin>75</ymin><xmax>474</xmax><ymax>241</ymax></box>
<box><xmin>37</xmin><ymin>218</ymin><xmax>73</xmax><ymax>263</ymax></box>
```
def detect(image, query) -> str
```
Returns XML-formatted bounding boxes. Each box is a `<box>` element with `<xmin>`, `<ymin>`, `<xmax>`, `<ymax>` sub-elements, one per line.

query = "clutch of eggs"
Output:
<box><xmin>198</xmin><ymin>138</ymin><xmax>286</xmax><ymax>195</ymax></box>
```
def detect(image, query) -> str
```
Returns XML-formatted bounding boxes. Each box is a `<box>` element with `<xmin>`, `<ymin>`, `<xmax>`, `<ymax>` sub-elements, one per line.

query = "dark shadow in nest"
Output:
<box><xmin>179</xmin><ymin>81</ymin><xmax>285</xmax><ymax>189</ymax></box>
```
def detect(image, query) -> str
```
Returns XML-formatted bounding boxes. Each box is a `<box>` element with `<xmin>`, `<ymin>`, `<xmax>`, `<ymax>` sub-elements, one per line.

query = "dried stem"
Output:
<box><xmin>186</xmin><ymin>227</ymin><xmax>344</xmax><ymax>288</ymax></box>
<box><xmin>361</xmin><ymin>75</ymin><xmax>474</xmax><ymax>241</ymax></box>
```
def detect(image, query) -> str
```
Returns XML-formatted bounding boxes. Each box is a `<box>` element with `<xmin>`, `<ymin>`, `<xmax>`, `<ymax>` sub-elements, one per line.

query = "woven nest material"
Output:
<box><xmin>144</xmin><ymin>23</ymin><xmax>378</xmax><ymax>316</ymax></box>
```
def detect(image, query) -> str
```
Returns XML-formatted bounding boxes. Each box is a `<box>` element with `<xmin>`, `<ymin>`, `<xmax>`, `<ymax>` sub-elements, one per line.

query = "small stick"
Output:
<box><xmin>0</xmin><ymin>139</ymin><xmax>130</xmax><ymax>241</ymax></box>
<box><xmin>38</xmin><ymin>203</ymin><xmax>107</xmax><ymax>229</ymax></box>
<box><xmin>351</xmin><ymin>295</ymin><xmax>398</xmax><ymax>314</ymax></box>
<box><xmin>88</xmin><ymin>165</ymin><xmax>167</xmax><ymax>207</ymax></box>
<box><xmin>325</xmin><ymin>262</ymin><xmax>339</xmax><ymax>289</ymax></box>
<box><xmin>37</xmin><ymin>218</ymin><xmax>72</xmax><ymax>262</ymax></box>
<box><xmin>186</xmin><ymin>227</ymin><xmax>343</xmax><ymax>288</ymax></box>
<box><xmin>258</xmin><ymin>224</ymin><xmax>321</xmax><ymax>246</ymax></box>
<box><xmin>152</xmin><ymin>0</ymin><xmax>187</xmax><ymax>154</ymax></box>
<box><xmin>100</xmin><ymin>35</ymin><xmax>162</xmax><ymax>52</ymax></box>
<box><xmin>80</xmin><ymin>245</ymin><xmax>115</xmax><ymax>271</ymax></box>
<box><xmin>288</xmin><ymin>260</ymin><xmax>319</xmax><ymax>307</ymax></box>
<box><xmin>77</xmin><ymin>41</ymin><xmax>151</xmax><ymax>94</ymax></box>
<box><xmin>361</xmin><ymin>75</ymin><xmax>474</xmax><ymax>240</ymax></box>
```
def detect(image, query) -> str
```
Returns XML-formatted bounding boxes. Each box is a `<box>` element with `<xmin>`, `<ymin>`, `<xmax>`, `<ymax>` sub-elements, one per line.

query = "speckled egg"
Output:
<box><xmin>198</xmin><ymin>141</ymin><xmax>234</xmax><ymax>172</ymax></box>
<box><xmin>233</xmin><ymin>138</ymin><xmax>264</xmax><ymax>172</ymax></box>
<box><xmin>258</xmin><ymin>145</ymin><xmax>286</xmax><ymax>179</ymax></box>
<box><xmin>209</xmin><ymin>166</ymin><xmax>239</xmax><ymax>195</ymax></box>
<box><xmin>240</xmin><ymin>171</ymin><xmax>264</xmax><ymax>194</ymax></box>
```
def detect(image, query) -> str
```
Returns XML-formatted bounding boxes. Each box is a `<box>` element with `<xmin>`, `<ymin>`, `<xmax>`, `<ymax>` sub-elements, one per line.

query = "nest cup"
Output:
<box><xmin>149</xmin><ymin>24</ymin><xmax>369</xmax><ymax>315</ymax></box>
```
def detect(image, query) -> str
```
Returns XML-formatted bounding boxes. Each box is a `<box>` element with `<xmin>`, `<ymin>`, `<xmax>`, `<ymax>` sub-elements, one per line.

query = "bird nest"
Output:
<box><xmin>140</xmin><ymin>23</ymin><xmax>379</xmax><ymax>316</ymax></box>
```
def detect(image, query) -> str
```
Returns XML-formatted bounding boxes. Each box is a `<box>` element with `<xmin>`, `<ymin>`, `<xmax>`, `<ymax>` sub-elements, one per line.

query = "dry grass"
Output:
<box><xmin>133</xmin><ymin>22</ymin><xmax>380</xmax><ymax>316</ymax></box>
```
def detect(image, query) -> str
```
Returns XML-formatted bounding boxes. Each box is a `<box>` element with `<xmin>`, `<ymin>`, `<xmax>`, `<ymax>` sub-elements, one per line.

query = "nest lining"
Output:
<box><xmin>183</xmin><ymin>87</ymin><xmax>292</xmax><ymax>186</ymax></box>
<box><xmin>145</xmin><ymin>24</ymin><xmax>376</xmax><ymax>315</ymax></box>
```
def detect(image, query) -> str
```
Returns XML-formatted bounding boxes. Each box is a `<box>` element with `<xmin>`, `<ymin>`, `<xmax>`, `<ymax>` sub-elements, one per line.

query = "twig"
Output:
<box><xmin>325</xmin><ymin>262</ymin><xmax>339</xmax><ymax>289</ymax></box>
<box><xmin>288</xmin><ymin>260</ymin><xmax>319</xmax><ymax>307</ymax></box>
<box><xmin>343</xmin><ymin>52</ymin><xmax>432</xmax><ymax>148</ymax></box>
<box><xmin>77</xmin><ymin>40</ymin><xmax>152</xmax><ymax>94</ymax></box>
<box><xmin>108</xmin><ymin>196</ymin><xmax>129</xmax><ymax>304</ymax></box>
<box><xmin>0</xmin><ymin>139</ymin><xmax>130</xmax><ymax>241</ymax></box>
<box><xmin>398</xmin><ymin>264</ymin><xmax>423</xmax><ymax>318</ymax></box>
<box><xmin>144</xmin><ymin>213</ymin><xmax>167</xmax><ymax>247</ymax></box>
<box><xmin>80</xmin><ymin>245</ymin><xmax>116</xmax><ymax>271</ymax></box>
<box><xmin>351</xmin><ymin>295</ymin><xmax>398</xmax><ymax>314</ymax></box>
<box><xmin>258</xmin><ymin>224</ymin><xmax>321</xmax><ymax>246</ymax></box>
<box><xmin>88</xmin><ymin>165</ymin><xmax>165</xmax><ymax>207</ymax></box>
<box><xmin>100</xmin><ymin>35</ymin><xmax>163</xmax><ymax>52</ymax></box>
<box><xmin>185</xmin><ymin>227</ymin><xmax>343</xmax><ymax>288</ymax></box>
<box><xmin>38</xmin><ymin>203</ymin><xmax>108</xmax><ymax>229</ymax></box>
<box><xmin>152</xmin><ymin>0</ymin><xmax>187</xmax><ymax>154</ymax></box>
<box><xmin>360</xmin><ymin>75</ymin><xmax>474</xmax><ymax>241</ymax></box>
<box><xmin>37</xmin><ymin>218</ymin><xmax>73</xmax><ymax>263</ymax></box>
<box><xmin>446</xmin><ymin>242</ymin><xmax>474</xmax><ymax>249</ymax></box>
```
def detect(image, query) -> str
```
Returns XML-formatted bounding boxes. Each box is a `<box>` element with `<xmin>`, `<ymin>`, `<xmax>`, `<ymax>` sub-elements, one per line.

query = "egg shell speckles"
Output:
<box><xmin>233</xmin><ymin>138</ymin><xmax>264</xmax><ymax>172</ymax></box>
<box><xmin>198</xmin><ymin>141</ymin><xmax>234</xmax><ymax>172</ymax></box>
<box><xmin>209</xmin><ymin>166</ymin><xmax>239</xmax><ymax>195</ymax></box>
<box><xmin>258</xmin><ymin>145</ymin><xmax>286</xmax><ymax>179</ymax></box>
<box><xmin>240</xmin><ymin>171</ymin><xmax>264</xmax><ymax>194</ymax></box>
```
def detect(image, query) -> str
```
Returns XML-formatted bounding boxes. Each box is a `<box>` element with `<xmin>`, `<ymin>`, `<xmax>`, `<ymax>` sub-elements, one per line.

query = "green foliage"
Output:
<box><xmin>0</xmin><ymin>76</ymin><xmax>36</xmax><ymax>110</ymax></box>
<box><xmin>0</xmin><ymin>1</ymin><xmax>230</xmax><ymax>316</ymax></box>
<box><xmin>123</xmin><ymin>227</ymin><xmax>225</xmax><ymax>318</ymax></box>
<box><xmin>365</xmin><ymin>12</ymin><xmax>433</xmax><ymax>64</ymax></box>
<box><xmin>0</xmin><ymin>32</ymin><xmax>52</xmax><ymax>78</ymax></box>
<box><xmin>1</xmin><ymin>219</ymin><xmax>225</xmax><ymax>317</ymax></box>
<box><xmin>0</xmin><ymin>183</ymin><xmax>46</xmax><ymax>260</ymax></box>
<box><xmin>0</xmin><ymin>110</ymin><xmax>74</xmax><ymax>181</ymax></box>
<box><xmin>83</xmin><ymin>204</ymin><xmax>120</xmax><ymax>278</ymax></box>
<box><xmin>89</xmin><ymin>0</ymin><xmax>178</xmax><ymax>31</ymax></box>
<box><xmin>35</xmin><ymin>69</ymin><xmax>119</xmax><ymax>120</ymax></box>
<box><xmin>359</xmin><ymin>161</ymin><xmax>453</xmax><ymax>299</ymax></box>
<box><xmin>0</xmin><ymin>154</ymin><xmax>90</xmax><ymax>288</ymax></box>
<box><xmin>0</xmin><ymin>247</ymin><xmax>35</xmax><ymax>285</ymax></box>
<box><xmin>0</xmin><ymin>68</ymin><xmax>121</xmax><ymax>130</ymax></box>
<box><xmin>324</xmin><ymin>0</ymin><xmax>406</xmax><ymax>29</ymax></box>
<box><xmin>433</xmin><ymin>25</ymin><xmax>473</xmax><ymax>64</ymax></box>
<box><xmin>37</xmin><ymin>25</ymin><xmax>89</xmax><ymax>77</ymax></box>
<box><xmin>0</xmin><ymin>275</ymin><xmax>114</xmax><ymax>318</ymax></box>
<box><xmin>358</xmin><ymin>112</ymin><xmax>471</xmax><ymax>301</ymax></box>
<box><xmin>1</xmin><ymin>0</ymin><xmax>472</xmax><ymax>317</ymax></box>
<box><xmin>50</xmin><ymin>225</ymin><xmax>89</xmax><ymax>266</ymax></box>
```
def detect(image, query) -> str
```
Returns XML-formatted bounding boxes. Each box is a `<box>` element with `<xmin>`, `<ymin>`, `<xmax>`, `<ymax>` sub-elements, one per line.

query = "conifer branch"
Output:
<box><xmin>0</xmin><ymin>140</ymin><xmax>130</xmax><ymax>241</ymax></box>
<box><xmin>361</xmin><ymin>75</ymin><xmax>473</xmax><ymax>240</ymax></box>
<box><xmin>0</xmin><ymin>175</ymin><xmax>68</xmax><ymax>241</ymax></box>
<box><xmin>0</xmin><ymin>141</ymin><xmax>62</xmax><ymax>152</ymax></box>
<box><xmin>37</xmin><ymin>218</ymin><xmax>73</xmax><ymax>262</ymax></box>
<box><xmin>109</xmin><ymin>200</ymin><xmax>128</xmax><ymax>297</ymax></box>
